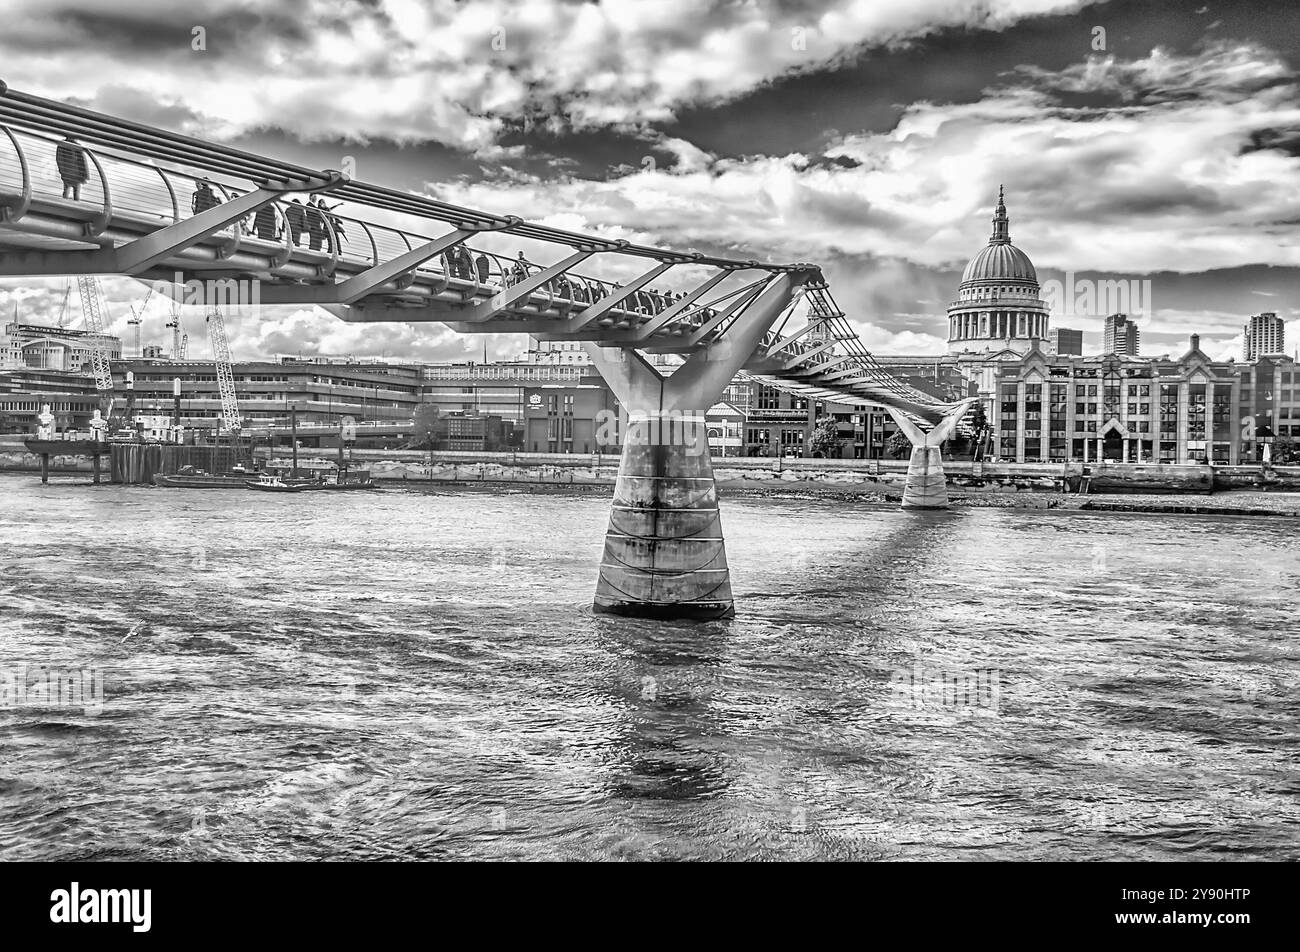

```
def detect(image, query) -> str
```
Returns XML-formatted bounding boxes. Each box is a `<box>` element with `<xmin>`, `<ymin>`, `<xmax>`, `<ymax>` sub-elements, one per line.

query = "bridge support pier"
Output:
<box><xmin>584</xmin><ymin>273</ymin><xmax>802</xmax><ymax>619</ymax></box>
<box><xmin>887</xmin><ymin>409</ymin><xmax>966</xmax><ymax>510</ymax></box>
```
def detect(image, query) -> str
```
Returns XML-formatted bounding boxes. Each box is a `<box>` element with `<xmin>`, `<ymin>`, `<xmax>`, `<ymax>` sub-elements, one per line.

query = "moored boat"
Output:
<box><xmin>320</xmin><ymin>469</ymin><xmax>375</xmax><ymax>490</ymax></box>
<box><xmin>153</xmin><ymin>464</ymin><xmax>251</xmax><ymax>488</ymax></box>
<box><xmin>154</xmin><ymin>473</ymin><xmax>250</xmax><ymax>488</ymax></box>
<box><xmin>245</xmin><ymin>473</ymin><xmax>311</xmax><ymax>492</ymax></box>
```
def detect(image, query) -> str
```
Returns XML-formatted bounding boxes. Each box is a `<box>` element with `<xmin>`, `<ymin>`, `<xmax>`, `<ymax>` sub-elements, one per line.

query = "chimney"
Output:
<box><xmin>1190</xmin><ymin>334</ymin><xmax>1200</xmax><ymax>352</ymax></box>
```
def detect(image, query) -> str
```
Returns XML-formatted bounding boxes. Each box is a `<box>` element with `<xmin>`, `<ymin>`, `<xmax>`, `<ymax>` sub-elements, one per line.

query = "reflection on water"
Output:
<box><xmin>0</xmin><ymin>475</ymin><xmax>1297</xmax><ymax>860</ymax></box>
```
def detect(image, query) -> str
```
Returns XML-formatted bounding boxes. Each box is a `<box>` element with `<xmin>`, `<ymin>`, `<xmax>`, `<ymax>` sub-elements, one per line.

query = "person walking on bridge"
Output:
<box><xmin>313</xmin><ymin>196</ymin><xmax>344</xmax><ymax>251</ymax></box>
<box><xmin>305</xmin><ymin>195</ymin><xmax>327</xmax><ymax>251</ymax></box>
<box><xmin>510</xmin><ymin>251</ymin><xmax>531</xmax><ymax>286</ymax></box>
<box><xmin>191</xmin><ymin>179</ymin><xmax>220</xmax><ymax>215</ymax></box>
<box><xmin>253</xmin><ymin>202</ymin><xmax>279</xmax><ymax>241</ymax></box>
<box><xmin>285</xmin><ymin>198</ymin><xmax>307</xmax><ymax>246</ymax></box>
<box><xmin>454</xmin><ymin>244</ymin><xmax>473</xmax><ymax>280</ymax></box>
<box><xmin>55</xmin><ymin>136</ymin><xmax>89</xmax><ymax>200</ymax></box>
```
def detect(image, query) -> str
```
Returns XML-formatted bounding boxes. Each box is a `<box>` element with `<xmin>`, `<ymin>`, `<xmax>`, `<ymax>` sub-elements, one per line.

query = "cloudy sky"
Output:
<box><xmin>1</xmin><ymin>0</ymin><xmax>1298</xmax><ymax>362</ymax></box>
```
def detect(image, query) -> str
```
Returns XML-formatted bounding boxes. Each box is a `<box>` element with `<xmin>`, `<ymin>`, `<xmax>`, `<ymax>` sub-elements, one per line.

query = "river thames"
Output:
<box><xmin>1</xmin><ymin>475</ymin><xmax>1297</xmax><ymax>861</ymax></box>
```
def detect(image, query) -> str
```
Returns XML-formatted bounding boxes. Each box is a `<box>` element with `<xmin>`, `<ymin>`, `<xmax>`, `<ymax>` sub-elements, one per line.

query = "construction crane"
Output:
<box><xmin>126</xmin><ymin>308</ymin><xmax>141</xmax><ymax>358</ymax></box>
<box><xmin>166</xmin><ymin>302</ymin><xmax>187</xmax><ymax>358</ymax></box>
<box><xmin>55</xmin><ymin>280</ymin><xmax>72</xmax><ymax>328</ymax></box>
<box><xmin>126</xmin><ymin>286</ymin><xmax>155</xmax><ymax>358</ymax></box>
<box><xmin>205</xmin><ymin>307</ymin><xmax>241</xmax><ymax>435</ymax></box>
<box><xmin>75</xmin><ymin>276</ymin><xmax>117</xmax><ymax>422</ymax></box>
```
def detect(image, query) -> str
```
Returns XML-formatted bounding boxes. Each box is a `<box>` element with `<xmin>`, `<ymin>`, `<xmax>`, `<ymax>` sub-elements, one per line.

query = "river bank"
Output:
<box><xmin>378</xmin><ymin>474</ymin><xmax>1300</xmax><ymax>517</ymax></box>
<box><xmin>8</xmin><ymin>440</ymin><xmax>1300</xmax><ymax>516</ymax></box>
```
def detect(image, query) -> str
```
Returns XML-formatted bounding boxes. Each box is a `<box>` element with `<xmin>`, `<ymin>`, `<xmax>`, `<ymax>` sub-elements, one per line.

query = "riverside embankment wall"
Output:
<box><xmin>270</xmin><ymin>448</ymin><xmax>1300</xmax><ymax>496</ymax></box>
<box><xmin>6</xmin><ymin>439</ymin><xmax>1299</xmax><ymax>495</ymax></box>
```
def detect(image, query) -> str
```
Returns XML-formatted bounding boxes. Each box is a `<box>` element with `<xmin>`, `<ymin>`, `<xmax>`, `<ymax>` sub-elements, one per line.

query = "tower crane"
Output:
<box><xmin>75</xmin><ymin>276</ymin><xmax>117</xmax><ymax>423</ymax></box>
<box><xmin>205</xmin><ymin>307</ymin><xmax>242</xmax><ymax>435</ymax></box>
<box><xmin>126</xmin><ymin>285</ymin><xmax>155</xmax><ymax>358</ymax></box>
<box><xmin>55</xmin><ymin>280</ymin><xmax>73</xmax><ymax>328</ymax></box>
<box><xmin>166</xmin><ymin>302</ymin><xmax>189</xmax><ymax>359</ymax></box>
<box><xmin>126</xmin><ymin>307</ymin><xmax>141</xmax><ymax>358</ymax></box>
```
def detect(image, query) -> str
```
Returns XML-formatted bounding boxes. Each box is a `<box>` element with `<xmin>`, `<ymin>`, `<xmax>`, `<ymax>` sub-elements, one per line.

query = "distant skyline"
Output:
<box><xmin>1</xmin><ymin>0</ymin><xmax>1297</xmax><ymax>362</ymax></box>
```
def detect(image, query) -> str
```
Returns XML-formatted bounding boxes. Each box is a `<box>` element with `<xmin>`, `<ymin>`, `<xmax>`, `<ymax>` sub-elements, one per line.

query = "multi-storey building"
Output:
<box><xmin>1048</xmin><ymin>327</ymin><xmax>1084</xmax><ymax>356</ymax></box>
<box><xmin>1238</xmin><ymin>354</ymin><xmax>1300</xmax><ymax>447</ymax></box>
<box><xmin>421</xmin><ymin>361</ymin><xmax>589</xmax><ymax>423</ymax></box>
<box><xmin>1</xmin><ymin>321</ymin><xmax>122</xmax><ymax>372</ymax></box>
<box><xmin>988</xmin><ymin>335</ymin><xmax>1298</xmax><ymax>463</ymax></box>
<box><xmin>522</xmin><ymin>375</ymin><xmax>620</xmax><ymax>454</ymax></box>
<box><xmin>1102</xmin><ymin>313</ymin><xmax>1141</xmax><ymax>357</ymax></box>
<box><xmin>0</xmin><ymin>368</ymin><xmax>100</xmax><ymax>433</ymax></box>
<box><xmin>441</xmin><ymin>410</ymin><xmax>511</xmax><ymax>452</ymax></box>
<box><xmin>1243</xmin><ymin>312</ymin><xmax>1285</xmax><ymax>361</ymax></box>
<box><xmin>110</xmin><ymin>357</ymin><xmax>423</xmax><ymax>430</ymax></box>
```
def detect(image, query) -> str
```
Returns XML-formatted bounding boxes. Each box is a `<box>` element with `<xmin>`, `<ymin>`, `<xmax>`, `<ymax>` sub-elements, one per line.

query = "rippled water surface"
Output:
<box><xmin>2</xmin><ymin>473</ymin><xmax>1297</xmax><ymax>860</ymax></box>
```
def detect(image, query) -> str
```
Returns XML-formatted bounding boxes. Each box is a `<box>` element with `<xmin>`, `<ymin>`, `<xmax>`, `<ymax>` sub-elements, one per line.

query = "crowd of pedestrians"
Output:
<box><xmin>48</xmin><ymin>139</ymin><xmax>716</xmax><ymax>327</ymax></box>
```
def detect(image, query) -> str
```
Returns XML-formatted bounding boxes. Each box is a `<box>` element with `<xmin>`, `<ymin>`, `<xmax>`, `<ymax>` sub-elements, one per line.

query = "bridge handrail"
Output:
<box><xmin>0</xmin><ymin>83</ymin><xmax>974</xmax><ymax>418</ymax></box>
<box><xmin>0</xmin><ymin>115</ymin><xmax>750</xmax><ymax>335</ymax></box>
<box><xmin>0</xmin><ymin>81</ymin><xmax>816</xmax><ymax>274</ymax></box>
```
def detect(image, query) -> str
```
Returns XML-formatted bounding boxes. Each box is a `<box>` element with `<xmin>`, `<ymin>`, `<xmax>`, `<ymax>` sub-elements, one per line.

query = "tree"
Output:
<box><xmin>969</xmin><ymin>403</ymin><xmax>989</xmax><ymax>461</ymax></box>
<box><xmin>1273</xmin><ymin>435</ymin><xmax>1298</xmax><ymax>464</ymax></box>
<box><xmin>411</xmin><ymin>404</ymin><xmax>442</xmax><ymax>456</ymax></box>
<box><xmin>887</xmin><ymin>430</ymin><xmax>912</xmax><ymax>460</ymax></box>
<box><xmin>809</xmin><ymin>418</ymin><xmax>844</xmax><ymax>459</ymax></box>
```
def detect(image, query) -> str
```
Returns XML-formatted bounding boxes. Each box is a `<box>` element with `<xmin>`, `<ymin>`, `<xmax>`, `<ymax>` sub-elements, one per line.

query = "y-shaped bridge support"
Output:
<box><xmin>584</xmin><ymin>273</ymin><xmax>804</xmax><ymax>619</ymax></box>
<box><xmin>886</xmin><ymin>405</ymin><xmax>970</xmax><ymax>510</ymax></box>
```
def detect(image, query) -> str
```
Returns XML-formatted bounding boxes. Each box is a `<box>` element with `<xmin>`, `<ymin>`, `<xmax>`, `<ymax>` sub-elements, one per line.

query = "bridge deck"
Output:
<box><xmin>0</xmin><ymin>80</ymin><xmax>968</xmax><ymax>426</ymax></box>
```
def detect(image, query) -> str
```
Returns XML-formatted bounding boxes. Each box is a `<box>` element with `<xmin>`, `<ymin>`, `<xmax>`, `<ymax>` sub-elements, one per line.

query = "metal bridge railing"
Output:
<box><xmin>0</xmin><ymin>80</ymin><xmax>972</xmax><ymax>419</ymax></box>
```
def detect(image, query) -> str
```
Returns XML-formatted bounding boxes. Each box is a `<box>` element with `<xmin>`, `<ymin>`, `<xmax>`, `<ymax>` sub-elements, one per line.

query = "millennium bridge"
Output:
<box><xmin>0</xmin><ymin>80</ymin><xmax>972</xmax><ymax>619</ymax></box>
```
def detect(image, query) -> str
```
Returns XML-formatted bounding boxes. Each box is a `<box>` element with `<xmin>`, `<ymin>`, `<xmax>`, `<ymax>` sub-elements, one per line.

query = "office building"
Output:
<box><xmin>1242</xmin><ymin>312</ymin><xmax>1285</xmax><ymax>361</ymax></box>
<box><xmin>1048</xmin><ymin>327</ymin><xmax>1083</xmax><ymax>356</ymax></box>
<box><xmin>1102</xmin><ymin>313</ymin><xmax>1140</xmax><ymax>357</ymax></box>
<box><xmin>110</xmin><ymin>356</ymin><xmax>423</xmax><ymax>431</ymax></box>
<box><xmin>1</xmin><ymin>321</ymin><xmax>122</xmax><ymax>372</ymax></box>
<box><xmin>987</xmin><ymin>335</ymin><xmax>1299</xmax><ymax>464</ymax></box>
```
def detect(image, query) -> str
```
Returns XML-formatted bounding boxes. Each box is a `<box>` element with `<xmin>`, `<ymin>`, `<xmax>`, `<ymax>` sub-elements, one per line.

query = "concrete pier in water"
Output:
<box><xmin>887</xmin><ymin>407</ymin><xmax>970</xmax><ymax>510</ymax></box>
<box><xmin>585</xmin><ymin>273</ymin><xmax>804</xmax><ymax>619</ymax></box>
